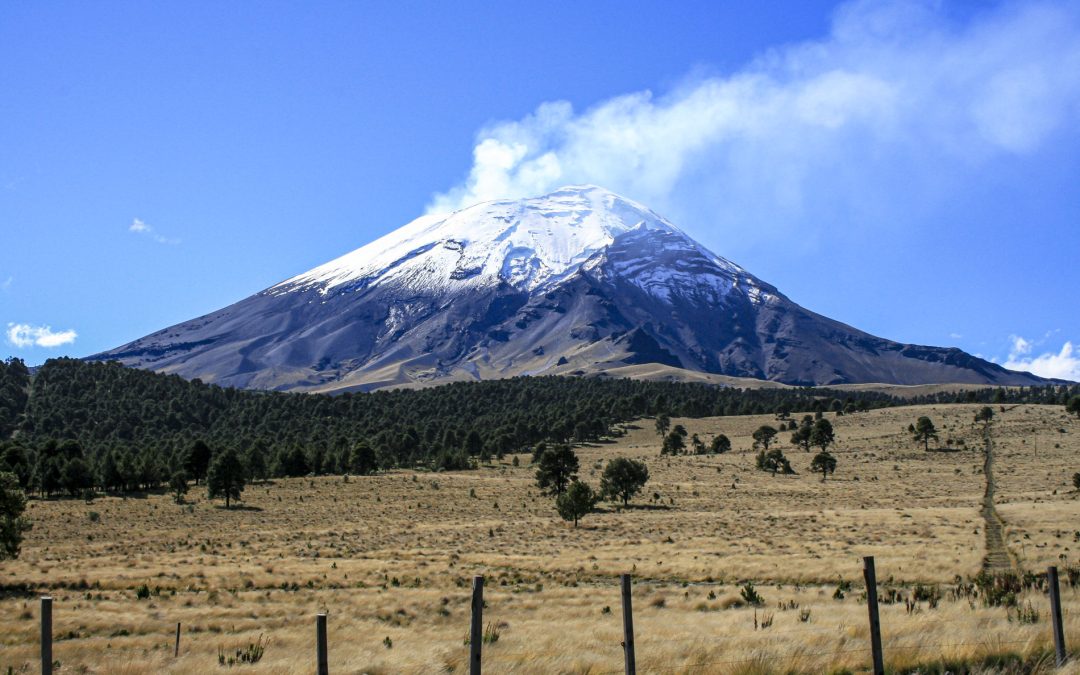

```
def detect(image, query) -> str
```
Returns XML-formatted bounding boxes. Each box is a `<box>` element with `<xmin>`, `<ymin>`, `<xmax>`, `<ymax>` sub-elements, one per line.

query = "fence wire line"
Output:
<box><xmin>884</xmin><ymin>638</ymin><xmax>1043</xmax><ymax>651</ymax></box>
<box><xmin>483</xmin><ymin>634</ymin><xmax>1051</xmax><ymax>668</ymax></box>
<box><xmin>481</xmin><ymin>613</ymin><xmax>1030</xmax><ymax>653</ymax></box>
<box><xmin>588</xmin><ymin>645</ymin><xmax>872</xmax><ymax>675</ymax></box>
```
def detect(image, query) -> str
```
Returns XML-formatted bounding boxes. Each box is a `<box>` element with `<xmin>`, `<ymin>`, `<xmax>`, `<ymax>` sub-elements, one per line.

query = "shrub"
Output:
<box><xmin>740</xmin><ymin>581</ymin><xmax>764</xmax><ymax>607</ymax></box>
<box><xmin>218</xmin><ymin>634</ymin><xmax>269</xmax><ymax>667</ymax></box>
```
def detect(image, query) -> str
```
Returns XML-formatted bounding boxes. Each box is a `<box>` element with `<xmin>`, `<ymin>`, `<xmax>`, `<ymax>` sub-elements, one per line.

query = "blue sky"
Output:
<box><xmin>2</xmin><ymin>0</ymin><xmax>1079</xmax><ymax>380</ymax></box>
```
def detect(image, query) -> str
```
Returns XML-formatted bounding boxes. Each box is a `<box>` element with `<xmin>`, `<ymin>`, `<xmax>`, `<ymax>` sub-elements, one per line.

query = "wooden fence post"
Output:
<box><xmin>621</xmin><ymin>574</ymin><xmax>636</xmax><ymax>675</ymax></box>
<box><xmin>863</xmin><ymin>557</ymin><xmax>884</xmax><ymax>675</ymax></box>
<box><xmin>1048</xmin><ymin>566</ymin><xmax>1068</xmax><ymax>667</ymax></box>
<box><xmin>41</xmin><ymin>596</ymin><xmax>52</xmax><ymax>675</ymax></box>
<box><xmin>174</xmin><ymin>622</ymin><xmax>181</xmax><ymax>657</ymax></box>
<box><xmin>470</xmin><ymin>576</ymin><xmax>484</xmax><ymax>675</ymax></box>
<box><xmin>316</xmin><ymin>613</ymin><xmax>328</xmax><ymax>675</ymax></box>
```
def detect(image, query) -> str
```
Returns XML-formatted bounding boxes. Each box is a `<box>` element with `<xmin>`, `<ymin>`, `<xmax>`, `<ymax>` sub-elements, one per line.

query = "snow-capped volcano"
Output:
<box><xmin>272</xmin><ymin>185</ymin><xmax>752</xmax><ymax>299</ymax></box>
<box><xmin>93</xmin><ymin>186</ymin><xmax>1051</xmax><ymax>391</ymax></box>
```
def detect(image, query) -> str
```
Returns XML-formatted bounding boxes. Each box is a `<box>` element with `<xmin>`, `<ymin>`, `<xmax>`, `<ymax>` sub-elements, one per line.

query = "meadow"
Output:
<box><xmin>1</xmin><ymin>403</ymin><xmax>1077</xmax><ymax>673</ymax></box>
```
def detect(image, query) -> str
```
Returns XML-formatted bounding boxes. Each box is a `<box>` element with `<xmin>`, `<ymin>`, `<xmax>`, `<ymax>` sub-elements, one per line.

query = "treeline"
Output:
<box><xmin>0</xmin><ymin>357</ymin><xmax>1076</xmax><ymax>497</ymax></box>
<box><xmin>0</xmin><ymin>358</ymin><xmax>30</xmax><ymax>440</ymax></box>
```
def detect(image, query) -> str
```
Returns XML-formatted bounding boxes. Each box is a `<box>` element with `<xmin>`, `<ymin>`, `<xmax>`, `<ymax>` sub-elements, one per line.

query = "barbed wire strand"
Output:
<box><xmin>482</xmin><ymin>635</ymin><xmax>1050</xmax><ymax>672</ymax></box>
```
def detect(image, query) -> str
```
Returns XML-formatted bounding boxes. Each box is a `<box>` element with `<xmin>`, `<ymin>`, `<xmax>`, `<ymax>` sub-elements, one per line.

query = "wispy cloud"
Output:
<box><xmin>428</xmin><ymin>1</ymin><xmax>1080</xmax><ymax>245</ymax></box>
<box><xmin>6</xmin><ymin>323</ymin><xmax>78</xmax><ymax>349</ymax></box>
<box><xmin>129</xmin><ymin>218</ymin><xmax>180</xmax><ymax>245</ymax></box>
<box><xmin>1</xmin><ymin>276</ymin><xmax>12</xmax><ymax>292</ymax></box>
<box><xmin>1003</xmin><ymin>334</ymin><xmax>1080</xmax><ymax>381</ymax></box>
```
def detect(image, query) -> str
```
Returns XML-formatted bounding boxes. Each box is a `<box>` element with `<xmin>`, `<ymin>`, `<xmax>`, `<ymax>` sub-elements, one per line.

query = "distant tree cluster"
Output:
<box><xmin>1066</xmin><ymin>396</ymin><xmax>1080</xmax><ymax>419</ymax></box>
<box><xmin>534</xmin><ymin>448</ymin><xmax>652</xmax><ymax>527</ymax></box>
<box><xmin>0</xmin><ymin>357</ymin><xmax>1075</xmax><ymax>503</ymax></box>
<box><xmin>789</xmin><ymin>416</ymin><xmax>835</xmax><ymax>453</ymax></box>
<box><xmin>756</xmin><ymin>448</ymin><xmax>793</xmax><ymax>476</ymax></box>
<box><xmin>0</xmin><ymin>359</ymin><xmax>30</xmax><ymax>440</ymax></box>
<box><xmin>0</xmin><ymin>471</ymin><xmax>31</xmax><ymax>559</ymax></box>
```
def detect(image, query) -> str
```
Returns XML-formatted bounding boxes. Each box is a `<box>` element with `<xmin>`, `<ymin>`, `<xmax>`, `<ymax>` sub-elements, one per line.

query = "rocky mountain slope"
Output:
<box><xmin>92</xmin><ymin>186</ymin><xmax>1051</xmax><ymax>391</ymax></box>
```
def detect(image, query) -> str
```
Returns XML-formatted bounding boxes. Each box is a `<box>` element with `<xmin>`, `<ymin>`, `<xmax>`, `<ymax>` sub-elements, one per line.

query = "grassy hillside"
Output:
<box><xmin>1</xmin><ymin>403</ymin><xmax>1077</xmax><ymax>673</ymax></box>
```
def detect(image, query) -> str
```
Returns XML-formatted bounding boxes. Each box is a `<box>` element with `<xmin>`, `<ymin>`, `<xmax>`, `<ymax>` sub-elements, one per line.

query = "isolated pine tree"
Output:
<box><xmin>535</xmin><ymin>445</ymin><xmax>579</xmax><ymax>496</ymax></box>
<box><xmin>661</xmin><ymin>431</ymin><xmax>685</xmax><ymax>455</ymax></box>
<box><xmin>752</xmin><ymin>425</ymin><xmax>778</xmax><ymax>451</ymax></box>
<box><xmin>207</xmin><ymin>448</ymin><xmax>246</xmax><ymax>508</ymax></box>
<box><xmin>913</xmin><ymin>417</ymin><xmax>938</xmax><ymax>451</ymax></box>
<box><xmin>556</xmin><ymin>480</ymin><xmax>598</xmax><ymax>527</ymax></box>
<box><xmin>810</xmin><ymin>451</ymin><xmax>837</xmax><ymax>481</ymax></box>
<box><xmin>810</xmin><ymin>418</ymin><xmax>835</xmax><ymax>452</ymax></box>
<box><xmin>654</xmin><ymin>413</ymin><xmax>671</xmax><ymax>437</ymax></box>
<box><xmin>710</xmin><ymin>434</ymin><xmax>731</xmax><ymax>454</ymax></box>
<box><xmin>791</xmin><ymin>422</ymin><xmax>812</xmax><ymax>452</ymax></box>
<box><xmin>600</xmin><ymin>457</ymin><xmax>650</xmax><ymax>506</ymax></box>
<box><xmin>170</xmin><ymin>470</ymin><xmax>189</xmax><ymax>504</ymax></box>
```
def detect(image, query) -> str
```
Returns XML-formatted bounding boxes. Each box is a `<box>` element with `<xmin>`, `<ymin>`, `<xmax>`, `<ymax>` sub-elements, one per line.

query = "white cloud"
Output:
<box><xmin>1003</xmin><ymin>336</ymin><xmax>1080</xmax><ymax>381</ymax></box>
<box><xmin>427</xmin><ymin>0</ymin><xmax>1080</xmax><ymax>244</ymax></box>
<box><xmin>129</xmin><ymin>217</ymin><xmax>180</xmax><ymax>245</ymax></box>
<box><xmin>1</xmin><ymin>276</ymin><xmax>12</xmax><ymax>292</ymax></box>
<box><xmin>6</xmin><ymin>323</ymin><xmax>78</xmax><ymax>349</ymax></box>
<box><xmin>1010</xmin><ymin>335</ymin><xmax>1033</xmax><ymax>356</ymax></box>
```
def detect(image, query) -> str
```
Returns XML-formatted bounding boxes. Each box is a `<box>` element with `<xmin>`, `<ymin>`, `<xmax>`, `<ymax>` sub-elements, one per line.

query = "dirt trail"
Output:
<box><xmin>980</xmin><ymin>426</ymin><xmax>1015</xmax><ymax>572</ymax></box>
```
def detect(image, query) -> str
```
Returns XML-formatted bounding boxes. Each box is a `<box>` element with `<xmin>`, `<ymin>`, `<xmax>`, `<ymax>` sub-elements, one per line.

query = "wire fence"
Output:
<box><xmin>28</xmin><ymin>557</ymin><xmax>1075</xmax><ymax>674</ymax></box>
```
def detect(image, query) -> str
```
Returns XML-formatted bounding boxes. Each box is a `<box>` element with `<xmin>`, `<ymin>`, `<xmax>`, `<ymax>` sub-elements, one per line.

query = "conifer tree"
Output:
<box><xmin>556</xmin><ymin>480</ymin><xmax>598</xmax><ymax>527</ymax></box>
<box><xmin>913</xmin><ymin>416</ymin><xmax>938</xmax><ymax>451</ymax></box>
<box><xmin>207</xmin><ymin>448</ymin><xmax>245</xmax><ymax>508</ymax></box>
<box><xmin>810</xmin><ymin>451</ymin><xmax>837</xmax><ymax>481</ymax></box>
<box><xmin>0</xmin><ymin>472</ymin><xmax>31</xmax><ymax>559</ymax></box>
<box><xmin>600</xmin><ymin>457</ymin><xmax>650</xmax><ymax>506</ymax></box>
<box><xmin>535</xmin><ymin>445</ymin><xmax>579</xmax><ymax>496</ymax></box>
<box><xmin>185</xmin><ymin>440</ymin><xmax>212</xmax><ymax>485</ymax></box>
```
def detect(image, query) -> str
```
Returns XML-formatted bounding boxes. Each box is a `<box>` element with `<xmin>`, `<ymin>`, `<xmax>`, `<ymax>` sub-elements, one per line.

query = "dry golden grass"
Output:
<box><xmin>1</xmin><ymin>403</ymin><xmax>1077</xmax><ymax>673</ymax></box>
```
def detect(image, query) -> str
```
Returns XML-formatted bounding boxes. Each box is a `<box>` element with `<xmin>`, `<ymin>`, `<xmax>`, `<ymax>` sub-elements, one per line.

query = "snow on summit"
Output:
<box><xmin>273</xmin><ymin>185</ymin><xmax>714</xmax><ymax>295</ymax></box>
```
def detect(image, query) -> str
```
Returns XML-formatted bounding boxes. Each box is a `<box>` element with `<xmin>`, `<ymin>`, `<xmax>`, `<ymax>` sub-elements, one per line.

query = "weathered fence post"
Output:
<box><xmin>41</xmin><ymin>596</ymin><xmax>53</xmax><ymax>675</ymax></box>
<box><xmin>621</xmin><ymin>574</ymin><xmax>636</xmax><ymax>675</ymax></box>
<box><xmin>1048</xmin><ymin>566</ymin><xmax>1067</xmax><ymax>667</ymax></box>
<box><xmin>316</xmin><ymin>613</ymin><xmax>328</xmax><ymax>675</ymax></box>
<box><xmin>863</xmin><ymin>556</ymin><xmax>884</xmax><ymax>675</ymax></box>
<box><xmin>174</xmin><ymin>622</ymin><xmax>181</xmax><ymax>657</ymax></box>
<box><xmin>470</xmin><ymin>575</ymin><xmax>484</xmax><ymax>675</ymax></box>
